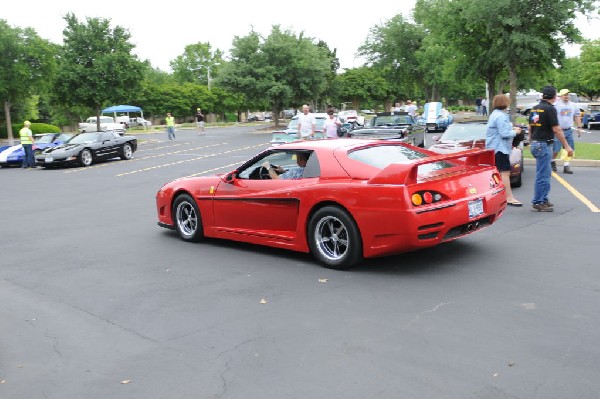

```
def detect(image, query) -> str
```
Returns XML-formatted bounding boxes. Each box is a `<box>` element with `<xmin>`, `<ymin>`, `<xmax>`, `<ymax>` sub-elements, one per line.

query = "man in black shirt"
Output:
<box><xmin>528</xmin><ymin>85</ymin><xmax>573</xmax><ymax>212</ymax></box>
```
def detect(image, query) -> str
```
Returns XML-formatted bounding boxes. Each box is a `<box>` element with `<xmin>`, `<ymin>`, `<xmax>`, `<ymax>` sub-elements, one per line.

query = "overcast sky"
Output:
<box><xmin>3</xmin><ymin>0</ymin><xmax>598</xmax><ymax>72</ymax></box>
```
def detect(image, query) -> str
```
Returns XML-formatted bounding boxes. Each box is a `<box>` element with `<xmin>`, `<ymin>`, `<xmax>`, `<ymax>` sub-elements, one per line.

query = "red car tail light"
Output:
<box><xmin>491</xmin><ymin>173</ymin><xmax>502</xmax><ymax>187</ymax></box>
<box><xmin>411</xmin><ymin>190</ymin><xmax>443</xmax><ymax>206</ymax></box>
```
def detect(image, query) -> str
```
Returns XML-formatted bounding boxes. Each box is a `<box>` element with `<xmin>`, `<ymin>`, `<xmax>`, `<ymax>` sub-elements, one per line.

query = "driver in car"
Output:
<box><xmin>262</xmin><ymin>152</ymin><xmax>308</xmax><ymax>179</ymax></box>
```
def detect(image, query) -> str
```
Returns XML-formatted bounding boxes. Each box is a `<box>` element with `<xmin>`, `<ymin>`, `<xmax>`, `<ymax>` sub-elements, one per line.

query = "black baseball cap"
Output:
<box><xmin>542</xmin><ymin>85</ymin><xmax>557</xmax><ymax>99</ymax></box>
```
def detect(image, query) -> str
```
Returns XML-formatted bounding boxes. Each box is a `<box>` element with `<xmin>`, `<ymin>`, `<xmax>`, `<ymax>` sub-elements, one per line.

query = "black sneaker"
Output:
<box><xmin>532</xmin><ymin>203</ymin><xmax>554</xmax><ymax>212</ymax></box>
<box><xmin>551</xmin><ymin>161</ymin><xmax>557</xmax><ymax>172</ymax></box>
<box><xmin>563</xmin><ymin>165</ymin><xmax>573</xmax><ymax>174</ymax></box>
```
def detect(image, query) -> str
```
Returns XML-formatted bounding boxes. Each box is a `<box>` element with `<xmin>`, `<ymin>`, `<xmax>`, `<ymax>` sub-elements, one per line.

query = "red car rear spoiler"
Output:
<box><xmin>367</xmin><ymin>148</ymin><xmax>495</xmax><ymax>186</ymax></box>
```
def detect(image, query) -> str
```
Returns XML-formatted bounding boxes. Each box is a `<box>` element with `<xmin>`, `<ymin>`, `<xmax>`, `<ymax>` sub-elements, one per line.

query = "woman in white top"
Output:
<box><xmin>322</xmin><ymin>108</ymin><xmax>342</xmax><ymax>139</ymax></box>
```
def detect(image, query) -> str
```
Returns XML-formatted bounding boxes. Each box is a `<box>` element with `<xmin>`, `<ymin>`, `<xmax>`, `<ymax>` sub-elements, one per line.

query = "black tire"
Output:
<box><xmin>308</xmin><ymin>206</ymin><xmax>362</xmax><ymax>269</ymax></box>
<box><xmin>120</xmin><ymin>142</ymin><xmax>133</xmax><ymax>160</ymax></box>
<box><xmin>173</xmin><ymin>194</ymin><xmax>204</xmax><ymax>242</ymax></box>
<box><xmin>78</xmin><ymin>149</ymin><xmax>93</xmax><ymax>167</ymax></box>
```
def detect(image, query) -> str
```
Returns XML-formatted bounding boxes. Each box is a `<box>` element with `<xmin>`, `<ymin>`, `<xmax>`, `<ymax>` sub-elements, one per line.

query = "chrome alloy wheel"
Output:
<box><xmin>314</xmin><ymin>215</ymin><xmax>349</xmax><ymax>261</ymax></box>
<box><xmin>175</xmin><ymin>200</ymin><xmax>198</xmax><ymax>238</ymax></box>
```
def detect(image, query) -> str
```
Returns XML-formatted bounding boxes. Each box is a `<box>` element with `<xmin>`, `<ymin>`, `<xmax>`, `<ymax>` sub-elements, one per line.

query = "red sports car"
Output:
<box><xmin>156</xmin><ymin>139</ymin><xmax>507</xmax><ymax>269</ymax></box>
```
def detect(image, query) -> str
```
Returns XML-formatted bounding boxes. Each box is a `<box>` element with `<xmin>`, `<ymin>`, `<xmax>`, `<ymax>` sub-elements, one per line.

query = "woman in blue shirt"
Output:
<box><xmin>486</xmin><ymin>94</ymin><xmax>522</xmax><ymax>206</ymax></box>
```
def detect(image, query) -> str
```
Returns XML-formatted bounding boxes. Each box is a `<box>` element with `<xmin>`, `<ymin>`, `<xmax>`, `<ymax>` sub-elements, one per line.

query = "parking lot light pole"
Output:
<box><xmin>200</xmin><ymin>62</ymin><xmax>221</xmax><ymax>91</ymax></box>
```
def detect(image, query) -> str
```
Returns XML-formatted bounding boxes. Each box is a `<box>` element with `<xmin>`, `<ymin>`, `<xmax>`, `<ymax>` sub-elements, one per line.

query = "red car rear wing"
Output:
<box><xmin>367</xmin><ymin>148</ymin><xmax>495</xmax><ymax>186</ymax></box>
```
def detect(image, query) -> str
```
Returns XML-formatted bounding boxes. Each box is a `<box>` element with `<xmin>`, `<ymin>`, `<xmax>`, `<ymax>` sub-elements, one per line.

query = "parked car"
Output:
<box><xmin>420</xmin><ymin>102</ymin><xmax>454</xmax><ymax>132</ymax></box>
<box><xmin>247</xmin><ymin>114</ymin><xmax>264</xmax><ymax>122</ymax></box>
<box><xmin>127</xmin><ymin>117</ymin><xmax>152</xmax><ymax>127</ymax></box>
<box><xmin>428</xmin><ymin>121</ymin><xmax>525</xmax><ymax>187</ymax></box>
<box><xmin>517</xmin><ymin>92</ymin><xmax>588</xmax><ymax>116</ymax></box>
<box><xmin>270</xmin><ymin>113</ymin><xmax>329</xmax><ymax>144</ymax></box>
<box><xmin>349</xmin><ymin>112</ymin><xmax>426</xmax><ymax>147</ymax></box>
<box><xmin>0</xmin><ymin>133</ymin><xmax>73</xmax><ymax>167</ymax></box>
<box><xmin>582</xmin><ymin>102</ymin><xmax>600</xmax><ymax>130</ymax></box>
<box><xmin>35</xmin><ymin>131</ymin><xmax>137</xmax><ymax>168</ymax></box>
<box><xmin>282</xmin><ymin>109</ymin><xmax>296</xmax><ymax>119</ymax></box>
<box><xmin>79</xmin><ymin>116</ymin><xmax>126</xmax><ymax>135</ymax></box>
<box><xmin>156</xmin><ymin>138</ymin><xmax>507</xmax><ymax>269</ymax></box>
<box><xmin>338</xmin><ymin>110</ymin><xmax>365</xmax><ymax>127</ymax></box>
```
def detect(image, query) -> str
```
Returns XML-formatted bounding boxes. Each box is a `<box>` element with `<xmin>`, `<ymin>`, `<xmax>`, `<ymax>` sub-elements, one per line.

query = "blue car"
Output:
<box><xmin>0</xmin><ymin>133</ymin><xmax>73</xmax><ymax>167</ymax></box>
<box><xmin>582</xmin><ymin>102</ymin><xmax>600</xmax><ymax>130</ymax></box>
<box><xmin>420</xmin><ymin>102</ymin><xmax>454</xmax><ymax>132</ymax></box>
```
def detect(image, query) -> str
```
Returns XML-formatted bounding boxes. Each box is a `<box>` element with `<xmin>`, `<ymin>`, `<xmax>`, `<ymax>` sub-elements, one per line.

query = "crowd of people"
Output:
<box><xmin>484</xmin><ymin>85</ymin><xmax>581</xmax><ymax>213</ymax></box>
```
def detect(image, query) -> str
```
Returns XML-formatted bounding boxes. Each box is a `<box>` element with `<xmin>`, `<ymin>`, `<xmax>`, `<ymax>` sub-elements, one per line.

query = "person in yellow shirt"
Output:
<box><xmin>165</xmin><ymin>112</ymin><xmax>176</xmax><ymax>140</ymax></box>
<box><xmin>19</xmin><ymin>121</ymin><xmax>36</xmax><ymax>168</ymax></box>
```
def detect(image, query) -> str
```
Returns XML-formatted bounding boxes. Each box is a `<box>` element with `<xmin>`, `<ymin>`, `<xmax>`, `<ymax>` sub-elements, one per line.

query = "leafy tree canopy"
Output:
<box><xmin>358</xmin><ymin>15</ymin><xmax>426</xmax><ymax>101</ymax></box>
<box><xmin>216</xmin><ymin>26</ymin><xmax>332</xmax><ymax>125</ymax></box>
<box><xmin>0</xmin><ymin>20</ymin><xmax>57</xmax><ymax>143</ymax></box>
<box><xmin>53</xmin><ymin>13</ymin><xmax>145</xmax><ymax>129</ymax></box>
<box><xmin>170</xmin><ymin>42</ymin><xmax>224</xmax><ymax>85</ymax></box>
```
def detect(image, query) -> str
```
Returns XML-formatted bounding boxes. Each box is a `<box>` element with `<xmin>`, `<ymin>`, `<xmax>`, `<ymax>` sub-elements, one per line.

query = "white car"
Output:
<box><xmin>79</xmin><ymin>116</ymin><xmax>125</xmax><ymax>134</ymax></box>
<box><xmin>338</xmin><ymin>110</ymin><xmax>364</xmax><ymax>127</ymax></box>
<box><xmin>129</xmin><ymin>117</ymin><xmax>152</xmax><ymax>127</ymax></box>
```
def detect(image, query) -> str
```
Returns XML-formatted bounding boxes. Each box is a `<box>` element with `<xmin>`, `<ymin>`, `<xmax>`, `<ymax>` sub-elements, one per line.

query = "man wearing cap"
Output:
<box><xmin>528</xmin><ymin>85</ymin><xmax>573</xmax><ymax>212</ymax></box>
<box><xmin>551</xmin><ymin>89</ymin><xmax>581</xmax><ymax>174</ymax></box>
<box><xmin>19</xmin><ymin>121</ymin><xmax>36</xmax><ymax>169</ymax></box>
<box><xmin>195</xmin><ymin>108</ymin><xmax>205</xmax><ymax>135</ymax></box>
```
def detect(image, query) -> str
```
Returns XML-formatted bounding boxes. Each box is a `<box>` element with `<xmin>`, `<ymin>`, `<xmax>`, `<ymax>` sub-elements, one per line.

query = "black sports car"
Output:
<box><xmin>347</xmin><ymin>112</ymin><xmax>426</xmax><ymax>147</ymax></box>
<box><xmin>35</xmin><ymin>131</ymin><xmax>137</xmax><ymax>167</ymax></box>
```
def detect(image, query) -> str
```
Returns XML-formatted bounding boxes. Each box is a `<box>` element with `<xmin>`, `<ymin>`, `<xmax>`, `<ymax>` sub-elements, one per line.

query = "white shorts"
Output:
<box><xmin>197</xmin><ymin>121</ymin><xmax>205</xmax><ymax>127</ymax></box>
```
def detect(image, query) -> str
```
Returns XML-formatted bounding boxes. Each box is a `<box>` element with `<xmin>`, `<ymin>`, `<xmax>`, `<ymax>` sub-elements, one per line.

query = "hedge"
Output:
<box><xmin>0</xmin><ymin>123</ymin><xmax>61</xmax><ymax>139</ymax></box>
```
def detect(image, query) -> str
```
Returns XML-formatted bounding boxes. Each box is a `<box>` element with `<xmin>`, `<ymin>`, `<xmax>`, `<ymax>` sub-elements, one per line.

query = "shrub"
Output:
<box><xmin>224</xmin><ymin>112</ymin><xmax>238</xmax><ymax>123</ymax></box>
<box><xmin>0</xmin><ymin>122</ymin><xmax>61</xmax><ymax>139</ymax></box>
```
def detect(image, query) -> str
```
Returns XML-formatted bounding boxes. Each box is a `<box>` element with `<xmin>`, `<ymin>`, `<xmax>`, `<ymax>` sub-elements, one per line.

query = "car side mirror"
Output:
<box><xmin>222</xmin><ymin>171</ymin><xmax>237</xmax><ymax>184</ymax></box>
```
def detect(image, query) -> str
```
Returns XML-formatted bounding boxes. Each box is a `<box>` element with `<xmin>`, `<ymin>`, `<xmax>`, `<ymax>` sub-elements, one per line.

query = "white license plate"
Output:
<box><xmin>45</xmin><ymin>157</ymin><xmax>53</xmax><ymax>163</ymax></box>
<box><xmin>468</xmin><ymin>198</ymin><xmax>484</xmax><ymax>218</ymax></box>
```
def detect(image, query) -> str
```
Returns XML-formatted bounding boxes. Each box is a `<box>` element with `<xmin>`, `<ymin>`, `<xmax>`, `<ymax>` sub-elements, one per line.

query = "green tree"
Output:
<box><xmin>579</xmin><ymin>40</ymin><xmax>600</xmax><ymax>100</ymax></box>
<box><xmin>315</xmin><ymin>40</ymin><xmax>341</xmax><ymax>109</ymax></box>
<box><xmin>415</xmin><ymin>0</ymin><xmax>595</xmax><ymax>120</ymax></box>
<box><xmin>0</xmin><ymin>20</ymin><xmax>57</xmax><ymax>144</ymax></box>
<box><xmin>53</xmin><ymin>13</ymin><xmax>144</xmax><ymax>130</ymax></box>
<box><xmin>143</xmin><ymin>63</ymin><xmax>176</xmax><ymax>85</ymax></box>
<box><xmin>170</xmin><ymin>42</ymin><xmax>224</xmax><ymax>86</ymax></box>
<box><xmin>358</xmin><ymin>15</ymin><xmax>426</xmax><ymax>103</ymax></box>
<box><xmin>334</xmin><ymin>67</ymin><xmax>391</xmax><ymax>110</ymax></box>
<box><xmin>217</xmin><ymin>26</ymin><xmax>332</xmax><ymax>125</ymax></box>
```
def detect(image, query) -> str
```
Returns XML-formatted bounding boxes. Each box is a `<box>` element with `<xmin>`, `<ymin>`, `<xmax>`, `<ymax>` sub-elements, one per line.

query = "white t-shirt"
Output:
<box><xmin>554</xmin><ymin>99</ymin><xmax>580</xmax><ymax>129</ymax></box>
<box><xmin>297</xmin><ymin>113</ymin><xmax>316</xmax><ymax>137</ymax></box>
<box><xmin>323</xmin><ymin>117</ymin><xmax>340</xmax><ymax>138</ymax></box>
<box><xmin>407</xmin><ymin>104</ymin><xmax>417</xmax><ymax>117</ymax></box>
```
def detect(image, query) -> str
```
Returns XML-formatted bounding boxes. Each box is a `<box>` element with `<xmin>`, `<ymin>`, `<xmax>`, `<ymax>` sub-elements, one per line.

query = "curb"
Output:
<box><xmin>523</xmin><ymin>158</ymin><xmax>600</xmax><ymax>167</ymax></box>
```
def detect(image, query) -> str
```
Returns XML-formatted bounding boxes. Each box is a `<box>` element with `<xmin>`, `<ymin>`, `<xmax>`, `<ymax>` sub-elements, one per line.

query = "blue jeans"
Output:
<box><xmin>530</xmin><ymin>141</ymin><xmax>552</xmax><ymax>204</ymax></box>
<box><xmin>22</xmin><ymin>144</ymin><xmax>35</xmax><ymax>168</ymax></box>
<box><xmin>553</xmin><ymin>128</ymin><xmax>574</xmax><ymax>153</ymax></box>
<box><xmin>167</xmin><ymin>126</ymin><xmax>175</xmax><ymax>140</ymax></box>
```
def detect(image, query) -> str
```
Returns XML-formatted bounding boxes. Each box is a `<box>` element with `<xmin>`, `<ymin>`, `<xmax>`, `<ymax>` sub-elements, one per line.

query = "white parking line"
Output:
<box><xmin>553</xmin><ymin>172</ymin><xmax>600</xmax><ymax>212</ymax></box>
<box><xmin>64</xmin><ymin>143</ymin><xmax>228</xmax><ymax>173</ymax></box>
<box><xmin>115</xmin><ymin>143</ymin><xmax>268</xmax><ymax>177</ymax></box>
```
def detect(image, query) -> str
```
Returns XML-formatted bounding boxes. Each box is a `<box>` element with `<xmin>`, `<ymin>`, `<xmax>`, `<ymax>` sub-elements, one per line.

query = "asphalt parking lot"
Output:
<box><xmin>1</xmin><ymin>125</ymin><xmax>599</xmax><ymax>399</ymax></box>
